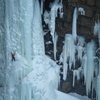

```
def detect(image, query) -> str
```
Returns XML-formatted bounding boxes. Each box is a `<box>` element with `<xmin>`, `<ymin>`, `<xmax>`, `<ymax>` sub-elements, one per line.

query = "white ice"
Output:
<box><xmin>61</xmin><ymin>34</ymin><xmax>76</xmax><ymax>80</ymax></box>
<box><xmin>72</xmin><ymin>7</ymin><xmax>85</xmax><ymax>41</ymax></box>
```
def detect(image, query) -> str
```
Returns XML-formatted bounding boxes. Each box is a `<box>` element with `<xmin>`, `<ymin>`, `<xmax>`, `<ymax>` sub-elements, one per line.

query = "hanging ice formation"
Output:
<box><xmin>43</xmin><ymin>0</ymin><xmax>63</xmax><ymax>60</ymax></box>
<box><xmin>59</xmin><ymin>6</ymin><xmax>85</xmax><ymax>82</ymax></box>
<box><xmin>77</xmin><ymin>36</ymin><xmax>85</xmax><ymax>62</ymax></box>
<box><xmin>54</xmin><ymin>33</ymin><xmax>58</xmax><ymax>60</ymax></box>
<box><xmin>60</xmin><ymin>34</ymin><xmax>76</xmax><ymax>80</ymax></box>
<box><xmin>41</xmin><ymin>0</ymin><xmax>45</xmax><ymax>15</ymax></box>
<box><xmin>73</xmin><ymin>67</ymin><xmax>83</xmax><ymax>87</ymax></box>
<box><xmin>44</xmin><ymin>10</ymin><xmax>50</xmax><ymax>25</ymax></box>
<box><xmin>83</xmin><ymin>41</ymin><xmax>96</xmax><ymax>95</ymax></box>
<box><xmin>49</xmin><ymin>0</ymin><xmax>63</xmax><ymax>60</ymax></box>
<box><xmin>49</xmin><ymin>0</ymin><xmax>63</xmax><ymax>43</ymax></box>
<box><xmin>72</xmin><ymin>37</ymin><xmax>85</xmax><ymax>86</ymax></box>
<box><xmin>72</xmin><ymin>7</ymin><xmax>85</xmax><ymax>41</ymax></box>
<box><xmin>94</xmin><ymin>21</ymin><xmax>100</xmax><ymax>100</ymax></box>
<box><xmin>94</xmin><ymin>21</ymin><xmax>100</xmax><ymax>46</ymax></box>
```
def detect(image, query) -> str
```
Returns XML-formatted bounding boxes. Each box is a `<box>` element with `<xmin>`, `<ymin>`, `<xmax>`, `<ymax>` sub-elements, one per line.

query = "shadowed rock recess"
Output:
<box><xmin>43</xmin><ymin>0</ymin><xmax>100</xmax><ymax>97</ymax></box>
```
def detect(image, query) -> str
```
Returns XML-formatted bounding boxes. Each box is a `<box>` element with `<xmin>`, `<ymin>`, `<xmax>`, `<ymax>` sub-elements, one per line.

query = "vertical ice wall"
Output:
<box><xmin>4</xmin><ymin>0</ymin><xmax>35</xmax><ymax>99</ymax></box>
<box><xmin>0</xmin><ymin>0</ymin><xmax>6</xmax><ymax>100</ymax></box>
<box><xmin>5</xmin><ymin>0</ymin><xmax>34</xmax><ymax>61</ymax></box>
<box><xmin>20</xmin><ymin>1</ymin><xmax>60</xmax><ymax>100</ymax></box>
<box><xmin>5</xmin><ymin>0</ymin><xmax>22</xmax><ymax>54</ymax></box>
<box><xmin>19</xmin><ymin>0</ymin><xmax>34</xmax><ymax>61</ymax></box>
<box><xmin>32</xmin><ymin>0</ymin><xmax>45</xmax><ymax>56</ymax></box>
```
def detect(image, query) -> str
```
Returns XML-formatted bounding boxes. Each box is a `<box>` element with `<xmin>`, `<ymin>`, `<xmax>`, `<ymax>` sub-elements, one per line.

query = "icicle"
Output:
<box><xmin>41</xmin><ymin>0</ymin><xmax>43</xmax><ymax>15</ymax></box>
<box><xmin>73</xmin><ymin>67</ymin><xmax>82</xmax><ymax>87</ymax></box>
<box><xmin>49</xmin><ymin>0</ymin><xmax>63</xmax><ymax>43</ymax></box>
<box><xmin>63</xmin><ymin>41</ymin><xmax>68</xmax><ymax>80</ymax></box>
<box><xmin>49</xmin><ymin>1</ymin><xmax>58</xmax><ymax>43</ymax></box>
<box><xmin>77</xmin><ymin>36</ymin><xmax>85</xmax><ymax>47</ymax></box>
<box><xmin>43</xmin><ymin>11</ymin><xmax>50</xmax><ymax>25</ymax></box>
<box><xmin>78</xmin><ymin>7</ymin><xmax>85</xmax><ymax>15</ymax></box>
<box><xmin>54</xmin><ymin>33</ymin><xmax>58</xmax><ymax>60</ymax></box>
<box><xmin>72</xmin><ymin>8</ymin><xmax>78</xmax><ymax>41</ymax></box>
<box><xmin>72</xmin><ymin>7</ymin><xmax>85</xmax><ymax>41</ymax></box>
<box><xmin>96</xmin><ymin>74</ymin><xmax>100</xmax><ymax>100</ymax></box>
<box><xmin>77</xmin><ymin>36</ymin><xmax>85</xmax><ymax>61</ymax></box>
<box><xmin>93</xmin><ymin>21</ymin><xmax>100</xmax><ymax>100</ymax></box>
<box><xmin>65</xmin><ymin>34</ymin><xmax>76</xmax><ymax>69</ymax></box>
<box><xmin>82</xmin><ymin>53</ymin><xmax>87</xmax><ymax>84</ymax></box>
<box><xmin>85</xmin><ymin>41</ymin><xmax>96</xmax><ymax>95</ymax></box>
<box><xmin>62</xmin><ymin>34</ymin><xmax>76</xmax><ymax>80</ymax></box>
<box><xmin>58</xmin><ymin>0</ymin><xmax>63</xmax><ymax>18</ymax></box>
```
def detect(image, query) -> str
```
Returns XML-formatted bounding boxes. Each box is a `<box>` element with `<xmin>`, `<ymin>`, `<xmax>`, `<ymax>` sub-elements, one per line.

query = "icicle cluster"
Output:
<box><xmin>44</xmin><ymin>0</ymin><xmax>63</xmax><ymax>43</ymax></box>
<box><xmin>49</xmin><ymin>0</ymin><xmax>63</xmax><ymax>41</ymax></box>
<box><xmin>43</xmin><ymin>0</ymin><xmax>63</xmax><ymax>60</ymax></box>
<box><xmin>94</xmin><ymin>21</ymin><xmax>100</xmax><ymax>100</ymax></box>
<box><xmin>84</xmin><ymin>41</ymin><xmax>96</xmax><ymax>95</ymax></box>
<box><xmin>60</xmin><ymin>34</ymin><xmax>76</xmax><ymax>80</ymax></box>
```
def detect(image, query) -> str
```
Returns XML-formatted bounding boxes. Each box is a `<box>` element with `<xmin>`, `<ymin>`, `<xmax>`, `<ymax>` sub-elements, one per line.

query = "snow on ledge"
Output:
<box><xmin>56</xmin><ymin>91</ymin><xmax>80</xmax><ymax>100</ymax></box>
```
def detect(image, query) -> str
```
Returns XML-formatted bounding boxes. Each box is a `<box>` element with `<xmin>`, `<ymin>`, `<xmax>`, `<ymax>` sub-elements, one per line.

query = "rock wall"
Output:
<box><xmin>56</xmin><ymin>0</ymin><xmax>100</xmax><ymax>41</ymax></box>
<box><xmin>56</xmin><ymin>0</ymin><xmax>100</xmax><ymax>97</ymax></box>
<box><xmin>44</xmin><ymin>0</ymin><xmax>100</xmax><ymax>97</ymax></box>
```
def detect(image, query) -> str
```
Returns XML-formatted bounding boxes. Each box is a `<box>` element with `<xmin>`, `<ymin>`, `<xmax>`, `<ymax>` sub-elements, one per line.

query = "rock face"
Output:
<box><xmin>55</xmin><ymin>0</ymin><xmax>99</xmax><ymax>96</ymax></box>
<box><xmin>56</xmin><ymin>0</ymin><xmax>100</xmax><ymax>41</ymax></box>
<box><xmin>44</xmin><ymin>0</ymin><xmax>100</xmax><ymax>97</ymax></box>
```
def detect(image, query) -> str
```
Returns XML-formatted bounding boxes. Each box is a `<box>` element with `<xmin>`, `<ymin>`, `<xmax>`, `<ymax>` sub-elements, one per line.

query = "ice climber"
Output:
<box><xmin>11</xmin><ymin>52</ymin><xmax>16</xmax><ymax>61</ymax></box>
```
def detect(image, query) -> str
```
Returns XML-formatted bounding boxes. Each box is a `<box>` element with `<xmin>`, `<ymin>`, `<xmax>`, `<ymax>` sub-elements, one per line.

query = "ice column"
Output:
<box><xmin>61</xmin><ymin>34</ymin><xmax>76</xmax><ymax>80</ymax></box>
<box><xmin>32</xmin><ymin>0</ymin><xmax>45</xmax><ymax>55</ymax></box>
<box><xmin>20</xmin><ymin>0</ymin><xmax>34</xmax><ymax>61</ymax></box>
<box><xmin>72</xmin><ymin>7</ymin><xmax>85</xmax><ymax>41</ymax></box>
<box><xmin>85</xmin><ymin>41</ymin><xmax>96</xmax><ymax>95</ymax></box>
